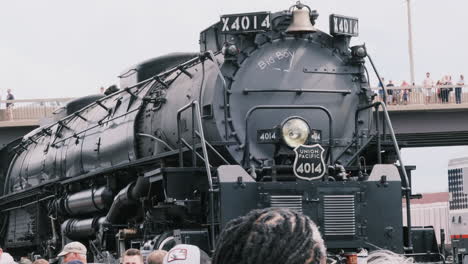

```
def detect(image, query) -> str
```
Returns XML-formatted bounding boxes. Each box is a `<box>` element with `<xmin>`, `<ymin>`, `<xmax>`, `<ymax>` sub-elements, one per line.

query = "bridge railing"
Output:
<box><xmin>0</xmin><ymin>98</ymin><xmax>74</xmax><ymax>122</ymax></box>
<box><xmin>372</xmin><ymin>84</ymin><xmax>468</xmax><ymax>106</ymax></box>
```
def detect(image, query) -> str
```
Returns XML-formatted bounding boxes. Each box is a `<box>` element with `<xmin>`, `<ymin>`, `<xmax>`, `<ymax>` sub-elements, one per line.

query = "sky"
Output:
<box><xmin>0</xmin><ymin>0</ymin><xmax>467</xmax><ymax>192</ymax></box>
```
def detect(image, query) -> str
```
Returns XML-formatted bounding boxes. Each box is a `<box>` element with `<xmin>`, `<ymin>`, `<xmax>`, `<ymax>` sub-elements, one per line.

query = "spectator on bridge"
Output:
<box><xmin>456</xmin><ymin>74</ymin><xmax>464</xmax><ymax>104</ymax></box>
<box><xmin>423</xmin><ymin>72</ymin><xmax>434</xmax><ymax>104</ymax></box>
<box><xmin>401</xmin><ymin>81</ymin><xmax>410</xmax><ymax>105</ymax></box>
<box><xmin>6</xmin><ymin>89</ymin><xmax>14</xmax><ymax>121</ymax></box>
<box><xmin>448</xmin><ymin>75</ymin><xmax>454</xmax><ymax>102</ymax></box>
<box><xmin>378</xmin><ymin>77</ymin><xmax>385</xmax><ymax>101</ymax></box>
<box><xmin>436</xmin><ymin>80</ymin><xmax>442</xmax><ymax>103</ymax></box>
<box><xmin>123</xmin><ymin>249</ymin><xmax>143</xmax><ymax>264</ymax></box>
<box><xmin>99</xmin><ymin>86</ymin><xmax>105</xmax><ymax>94</ymax></box>
<box><xmin>441</xmin><ymin>75</ymin><xmax>453</xmax><ymax>103</ymax></box>
<box><xmin>57</xmin><ymin>241</ymin><xmax>87</xmax><ymax>264</ymax></box>
<box><xmin>0</xmin><ymin>245</ymin><xmax>15</xmax><ymax>264</ymax></box>
<box><xmin>386</xmin><ymin>80</ymin><xmax>394</xmax><ymax>105</ymax></box>
<box><xmin>394</xmin><ymin>87</ymin><xmax>401</xmax><ymax>105</ymax></box>
<box><xmin>212</xmin><ymin>208</ymin><xmax>326</xmax><ymax>264</ymax></box>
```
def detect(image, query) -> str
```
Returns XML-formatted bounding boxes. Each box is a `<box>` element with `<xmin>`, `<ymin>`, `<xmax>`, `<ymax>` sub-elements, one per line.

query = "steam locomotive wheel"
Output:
<box><xmin>155</xmin><ymin>231</ymin><xmax>177</xmax><ymax>251</ymax></box>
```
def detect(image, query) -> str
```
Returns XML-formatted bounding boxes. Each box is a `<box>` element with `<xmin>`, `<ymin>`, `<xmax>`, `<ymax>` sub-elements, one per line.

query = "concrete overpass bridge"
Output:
<box><xmin>0</xmin><ymin>88</ymin><xmax>468</xmax><ymax>149</ymax></box>
<box><xmin>0</xmin><ymin>98</ymin><xmax>72</xmax><ymax>147</ymax></box>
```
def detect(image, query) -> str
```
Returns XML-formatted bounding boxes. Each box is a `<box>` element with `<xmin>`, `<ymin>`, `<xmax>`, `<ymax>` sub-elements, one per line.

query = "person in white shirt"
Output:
<box><xmin>456</xmin><ymin>74</ymin><xmax>464</xmax><ymax>104</ymax></box>
<box><xmin>0</xmin><ymin>246</ymin><xmax>16</xmax><ymax>264</ymax></box>
<box><xmin>422</xmin><ymin>72</ymin><xmax>434</xmax><ymax>104</ymax></box>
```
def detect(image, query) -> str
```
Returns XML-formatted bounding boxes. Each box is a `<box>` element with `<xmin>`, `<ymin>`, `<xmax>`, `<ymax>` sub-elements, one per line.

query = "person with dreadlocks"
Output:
<box><xmin>212</xmin><ymin>208</ymin><xmax>327</xmax><ymax>264</ymax></box>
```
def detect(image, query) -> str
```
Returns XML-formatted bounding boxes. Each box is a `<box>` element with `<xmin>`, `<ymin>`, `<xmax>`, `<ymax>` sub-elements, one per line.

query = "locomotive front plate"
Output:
<box><xmin>293</xmin><ymin>144</ymin><xmax>326</xmax><ymax>181</ymax></box>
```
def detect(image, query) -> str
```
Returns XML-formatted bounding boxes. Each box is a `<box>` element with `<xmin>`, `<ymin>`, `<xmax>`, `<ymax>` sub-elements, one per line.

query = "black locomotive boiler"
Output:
<box><xmin>0</xmin><ymin>3</ymin><xmax>442</xmax><ymax>263</ymax></box>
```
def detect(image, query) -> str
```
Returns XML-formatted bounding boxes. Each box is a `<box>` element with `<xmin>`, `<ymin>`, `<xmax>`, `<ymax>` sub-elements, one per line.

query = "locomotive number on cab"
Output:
<box><xmin>257</xmin><ymin>128</ymin><xmax>280</xmax><ymax>144</ymax></box>
<box><xmin>329</xmin><ymin>14</ymin><xmax>359</xmax><ymax>37</ymax></box>
<box><xmin>221</xmin><ymin>12</ymin><xmax>271</xmax><ymax>33</ymax></box>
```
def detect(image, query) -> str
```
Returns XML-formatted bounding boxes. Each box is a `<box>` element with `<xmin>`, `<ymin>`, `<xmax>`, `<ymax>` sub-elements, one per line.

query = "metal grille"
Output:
<box><xmin>323</xmin><ymin>195</ymin><xmax>356</xmax><ymax>236</ymax></box>
<box><xmin>269</xmin><ymin>195</ymin><xmax>303</xmax><ymax>213</ymax></box>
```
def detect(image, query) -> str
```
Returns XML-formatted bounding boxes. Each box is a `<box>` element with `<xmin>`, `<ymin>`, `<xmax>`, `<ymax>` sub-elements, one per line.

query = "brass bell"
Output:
<box><xmin>286</xmin><ymin>1</ymin><xmax>316</xmax><ymax>34</ymax></box>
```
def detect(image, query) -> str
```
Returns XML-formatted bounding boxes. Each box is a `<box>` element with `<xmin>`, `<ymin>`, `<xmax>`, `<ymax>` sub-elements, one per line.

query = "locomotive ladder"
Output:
<box><xmin>176</xmin><ymin>100</ymin><xmax>218</xmax><ymax>249</ymax></box>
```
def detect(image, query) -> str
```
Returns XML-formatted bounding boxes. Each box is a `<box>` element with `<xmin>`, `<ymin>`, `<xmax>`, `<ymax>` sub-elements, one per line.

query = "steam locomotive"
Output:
<box><xmin>0</xmin><ymin>2</ymin><xmax>442</xmax><ymax>263</ymax></box>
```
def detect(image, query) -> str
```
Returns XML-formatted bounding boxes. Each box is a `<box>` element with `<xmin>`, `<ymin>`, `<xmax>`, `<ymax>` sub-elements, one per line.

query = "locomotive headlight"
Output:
<box><xmin>281</xmin><ymin>117</ymin><xmax>310</xmax><ymax>148</ymax></box>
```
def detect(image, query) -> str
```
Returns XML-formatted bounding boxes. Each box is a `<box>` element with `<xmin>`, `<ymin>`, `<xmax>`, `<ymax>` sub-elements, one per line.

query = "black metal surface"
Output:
<box><xmin>61</xmin><ymin>217</ymin><xmax>105</xmax><ymax>240</ymax></box>
<box><xmin>217</xmin><ymin>164</ymin><xmax>404</xmax><ymax>252</ymax></box>
<box><xmin>0</xmin><ymin>5</ymin><xmax>427</xmax><ymax>261</ymax></box>
<box><xmin>60</xmin><ymin>187</ymin><xmax>113</xmax><ymax>216</ymax></box>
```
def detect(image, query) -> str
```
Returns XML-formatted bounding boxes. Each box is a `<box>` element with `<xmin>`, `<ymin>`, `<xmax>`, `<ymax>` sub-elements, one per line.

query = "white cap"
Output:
<box><xmin>57</xmin><ymin>242</ymin><xmax>87</xmax><ymax>257</ymax></box>
<box><xmin>163</xmin><ymin>244</ymin><xmax>210</xmax><ymax>264</ymax></box>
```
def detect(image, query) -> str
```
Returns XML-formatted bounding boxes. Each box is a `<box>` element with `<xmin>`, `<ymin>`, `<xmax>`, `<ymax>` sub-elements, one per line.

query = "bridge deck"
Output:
<box><xmin>0</xmin><ymin>88</ymin><xmax>467</xmax><ymax>148</ymax></box>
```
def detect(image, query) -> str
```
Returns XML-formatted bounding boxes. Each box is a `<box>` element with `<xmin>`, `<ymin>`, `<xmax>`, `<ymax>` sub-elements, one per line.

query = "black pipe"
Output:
<box><xmin>130</xmin><ymin>176</ymin><xmax>150</xmax><ymax>200</ymax></box>
<box><xmin>105</xmin><ymin>184</ymin><xmax>133</xmax><ymax>224</ymax></box>
<box><xmin>105</xmin><ymin>176</ymin><xmax>149</xmax><ymax>224</ymax></box>
<box><xmin>60</xmin><ymin>186</ymin><xmax>113</xmax><ymax>216</ymax></box>
<box><xmin>61</xmin><ymin>217</ymin><xmax>105</xmax><ymax>240</ymax></box>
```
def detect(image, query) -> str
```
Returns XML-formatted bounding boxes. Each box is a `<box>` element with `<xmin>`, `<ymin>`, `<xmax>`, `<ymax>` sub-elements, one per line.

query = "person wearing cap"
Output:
<box><xmin>212</xmin><ymin>207</ymin><xmax>327</xmax><ymax>264</ymax></box>
<box><xmin>0</xmin><ymin>245</ymin><xmax>15</xmax><ymax>264</ymax></box>
<box><xmin>57</xmin><ymin>242</ymin><xmax>87</xmax><ymax>264</ymax></box>
<box><xmin>163</xmin><ymin>244</ymin><xmax>211</xmax><ymax>264</ymax></box>
<box><xmin>122</xmin><ymin>249</ymin><xmax>143</xmax><ymax>264</ymax></box>
<box><xmin>147</xmin><ymin>250</ymin><xmax>167</xmax><ymax>264</ymax></box>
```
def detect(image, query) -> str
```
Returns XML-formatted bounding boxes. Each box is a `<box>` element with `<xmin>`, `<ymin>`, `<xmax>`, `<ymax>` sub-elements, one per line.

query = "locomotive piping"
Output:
<box><xmin>105</xmin><ymin>176</ymin><xmax>149</xmax><ymax>224</ymax></box>
<box><xmin>137</xmin><ymin>133</ymin><xmax>174</xmax><ymax>151</ymax></box>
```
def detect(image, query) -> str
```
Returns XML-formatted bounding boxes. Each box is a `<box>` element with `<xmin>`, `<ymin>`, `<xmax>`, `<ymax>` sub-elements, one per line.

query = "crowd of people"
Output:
<box><xmin>377</xmin><ymin>73</ymin><xmax>465</xmax><ymax>105</ymax></box>
<box><xmin>0</xmin><ymin>208</ymin><xmax>414</xmax><ymax>264</ymax></box>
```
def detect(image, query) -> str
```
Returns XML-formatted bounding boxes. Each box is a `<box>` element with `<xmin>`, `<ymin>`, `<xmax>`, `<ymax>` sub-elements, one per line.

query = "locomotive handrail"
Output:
<box><xmin>180</xmin><ymin>138</ymin><xmax>213</xmax><ymax>168</ymax></box>
<box><xmin>176</xmin><ymin>100</ymin><xmax>216</xmax><ymax>249</ymax></box>
<box><xmin>242</xmin><ymin>88</ymin><xmax>351</xmax><ymax>95</ymax></box>
<box><xmin>348</xmin><ymin>102</ymin><xmax>387</xmax><ymax>166</ymax></box>
<box><xmin>15</xmin><ymin>54</ymin><xmax>203</xmax><ymax>147</ymax></box>
<box><xmin>137</xmin><ymin>133</ymin><xmax>174</xmax><ymax>151</ymax></box>
<box><xmin>195</xmin><ymin>131</ymin><xmax>230</xmax><ymax>165</ymax></box>
<box><xmin>369</xmin><ymin>101</ymin><xmax>414</xmax><ymax>250</ymax></box>
<box><xmin>242</xmin><ymin>105</ymin><xmax>334</xmax><ymax>170</ymax></box>
<box><xmin>206</xmin><ymin>51</ymin><xmax>230</xmax><ymax>140</ymax></box>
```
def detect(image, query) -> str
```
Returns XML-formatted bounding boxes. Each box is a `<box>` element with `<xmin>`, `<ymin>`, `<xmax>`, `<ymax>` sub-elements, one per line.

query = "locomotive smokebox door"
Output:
<box><xmin>293</xmin><ymin>144</ymin><xmax>326</xmax><ymax>180</ymax></box>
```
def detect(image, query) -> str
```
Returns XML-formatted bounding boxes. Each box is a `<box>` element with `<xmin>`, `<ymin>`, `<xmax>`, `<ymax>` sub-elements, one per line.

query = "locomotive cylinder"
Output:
<box><xmin>61</xmin><ymin>217</ymin><xmax>105</xmax><ymax>240</ymax></box>
<box><xmin>60</xmin><ymin>187</ymin><xmax>113</xmax><ymax>216</ymax></box>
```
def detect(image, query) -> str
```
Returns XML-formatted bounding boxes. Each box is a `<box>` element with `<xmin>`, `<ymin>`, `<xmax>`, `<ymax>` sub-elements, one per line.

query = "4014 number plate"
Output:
<box><xmin>293</xmin><ymin>144</ymin><xmax>326</xmax><ymax>181</ymax></box>
<box><xmin>220</xmin><ymin>12</ymin><xmax>271</xmax><ymax>33</ymax></box>
<box><xmin>256</xmin><ymin>128</ymin><xmax>280</xmax><ymax>144</ymax></box>
<box><xmin>329</xmin><ymin>14</ymin><xmax>359</xmax><ymax>37</ymax></box>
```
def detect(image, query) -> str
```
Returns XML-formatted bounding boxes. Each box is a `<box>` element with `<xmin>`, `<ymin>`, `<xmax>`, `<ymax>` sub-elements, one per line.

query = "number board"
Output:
<box><xmin>220</xmin><ymin>12</ymin><xmax>271</xmax><ymax>34</ymax></box>
<box><xmin>293</xmin><ymin>144</ymin><xmax>326</xmax><ymax>181</ymax></box>
<box><xmin>329</xmin><ymin>14</ymin><xmax>359</xmax><ymax>37</ymax></box>
<box><xmin>256</xmin><ymin>128</ymin><xmax>280</xmax><ymax>144</ymax></box>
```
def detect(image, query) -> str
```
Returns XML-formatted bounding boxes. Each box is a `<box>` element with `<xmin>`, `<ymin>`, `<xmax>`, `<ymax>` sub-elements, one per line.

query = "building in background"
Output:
<box><xmin>448</xmin><ymin>157</ymin><xmax>468</xmax><ymax>262</ymax></box>
<box><xmin>403</xmin><ymin>192</ymin><xmax>450</xmax><ymax>244</ymax></box>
